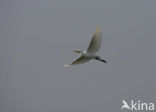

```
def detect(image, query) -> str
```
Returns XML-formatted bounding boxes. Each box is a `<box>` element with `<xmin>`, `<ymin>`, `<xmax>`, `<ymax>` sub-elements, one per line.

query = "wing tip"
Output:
<box><xmin>95</xmin><ymin>26</ymin><xmax>102</xmax><ymax>33</ymax></box>
<box><xmin>64</xmin><ymin>64</ymin><xmax>70</xmax><ymax>67</ymax></box>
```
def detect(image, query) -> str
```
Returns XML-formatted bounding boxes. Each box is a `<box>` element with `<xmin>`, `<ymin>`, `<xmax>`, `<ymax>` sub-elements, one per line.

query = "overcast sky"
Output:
<box><xmin>0</xmin><ymin>0</ymin><xmax>156</xmax><ymax>112</ymax></box>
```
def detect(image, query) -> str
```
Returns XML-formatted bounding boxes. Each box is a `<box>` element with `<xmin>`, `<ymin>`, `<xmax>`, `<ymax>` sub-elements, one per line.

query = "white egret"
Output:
<box><xmin>64</xmin><ymin>26</ymin><xmax>107</xmax><ymax>67</ymax></box>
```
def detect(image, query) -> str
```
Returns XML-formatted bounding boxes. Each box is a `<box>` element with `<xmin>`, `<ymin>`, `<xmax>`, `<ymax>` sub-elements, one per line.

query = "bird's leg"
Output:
<box><xmin>95</xmin><ymin>57</ymin><xmax>107</xmax><ymax>63</ymax></box>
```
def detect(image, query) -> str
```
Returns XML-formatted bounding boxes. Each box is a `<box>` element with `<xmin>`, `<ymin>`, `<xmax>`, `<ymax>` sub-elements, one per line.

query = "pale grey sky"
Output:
<box><xmin>0</xmin><ymin>0</ymin><xmax>156</xmax><ymax>112</ymax></box>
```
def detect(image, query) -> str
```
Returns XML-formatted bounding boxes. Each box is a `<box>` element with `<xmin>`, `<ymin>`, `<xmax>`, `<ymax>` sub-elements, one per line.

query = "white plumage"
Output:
<box><xmin>64</xmin><ymin>26</ymin><xmax>107</xmax><ymax>67</ymax></box>
<box><xmin>87</xmin><ymin>26</ymin><xmax>102</xmax><ymax>53</ymax></box>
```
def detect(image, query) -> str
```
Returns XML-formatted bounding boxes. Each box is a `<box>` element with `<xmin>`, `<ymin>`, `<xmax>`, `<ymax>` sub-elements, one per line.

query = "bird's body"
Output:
<box><xmin>64</xmin><ymin>26</ymin><xmax>107</xmax><ymax>67</ymax></box>
<box><xmin>81</xmin><ymin>51</ymin><xmax>97</xmax><ymax>59</ymax></box>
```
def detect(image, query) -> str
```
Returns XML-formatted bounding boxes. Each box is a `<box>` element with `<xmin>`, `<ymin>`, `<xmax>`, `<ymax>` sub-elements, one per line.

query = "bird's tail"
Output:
<box><xmin>95</xmin><ymin>57</ymin><xmax>107</xmax><ymax>63</ymax></box>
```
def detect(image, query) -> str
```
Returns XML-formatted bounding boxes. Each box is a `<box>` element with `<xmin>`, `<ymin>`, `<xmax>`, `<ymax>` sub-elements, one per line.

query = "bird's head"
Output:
<box><xmin>73</xmin><ymin>50</ymin><xmax>82</xmax><ymax>54</ymax></box>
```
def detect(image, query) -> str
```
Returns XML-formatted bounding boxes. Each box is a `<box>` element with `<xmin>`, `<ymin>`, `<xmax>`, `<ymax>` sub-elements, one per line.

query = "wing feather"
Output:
<box><xmin>87</xmin><ymin>26</ymin><xmax>102</xmax><ymax>53</ymax></box>
<box><xmin>64</xmin><ymin>56</ymin><xmax>90</xmax><ymax>67</ymax></box>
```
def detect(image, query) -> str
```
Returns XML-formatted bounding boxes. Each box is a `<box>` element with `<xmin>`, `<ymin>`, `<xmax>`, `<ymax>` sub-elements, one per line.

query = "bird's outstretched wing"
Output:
<box><xmin>87</xmin><ymin>26</ymin><xmax>102</xmax><ymax>53</ymax></box>
<box><xmin>64</xmin><ymin>56</ymin><xmax>90</xmax><ymax>67</ymax></box>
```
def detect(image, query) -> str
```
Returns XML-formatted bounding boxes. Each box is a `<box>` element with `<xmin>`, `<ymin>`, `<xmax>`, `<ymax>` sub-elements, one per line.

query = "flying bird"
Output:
<box><xmin>64</xmin><ymin>26</ymin><xmax>107</xmax><ymax>67</ymax></box>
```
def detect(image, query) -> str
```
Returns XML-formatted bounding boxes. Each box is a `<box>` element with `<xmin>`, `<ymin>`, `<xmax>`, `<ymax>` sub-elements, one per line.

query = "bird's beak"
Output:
<box><xmin>73</xmin><ymin>50</ymin><xmax>81</xmax><ymax>53</ymax></box>
<box><xmin>73</xmin><ymin>50</ymin><xmax>77</xmax><ymax>53</ymax></box>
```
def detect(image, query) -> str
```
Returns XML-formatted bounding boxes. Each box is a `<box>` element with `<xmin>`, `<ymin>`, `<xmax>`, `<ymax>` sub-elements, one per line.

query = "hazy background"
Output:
<box><xmin>0</xmin><ymin>0</ymin><xmax>156</xmax><ymax>112</ymax></box>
